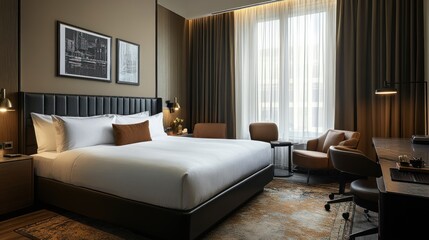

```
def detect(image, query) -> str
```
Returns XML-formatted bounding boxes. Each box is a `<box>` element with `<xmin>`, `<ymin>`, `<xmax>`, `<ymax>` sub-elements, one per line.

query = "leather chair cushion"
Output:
<box><xmin>350</xmin><ymin>179</ymin><xmax>379</xmax><ymax>203</ymax></box>
<box><xmin>293</xmin><ymin>150</ymin><xmax>330</xmax><ymax>170</ymax></box>
<box><xmin>249</xmin><ymin>122</ymin><xmax>278</xmax><ymax>142</ymax></box>
<box><xmin>193</xmin><ymin>123</ymin><xmax>227</xmax><ymax>138</ymax></box>
<box><xmin>322</xmin><ymin>131</ymin><xmax>345</xmax><ymax>152</ymax></box>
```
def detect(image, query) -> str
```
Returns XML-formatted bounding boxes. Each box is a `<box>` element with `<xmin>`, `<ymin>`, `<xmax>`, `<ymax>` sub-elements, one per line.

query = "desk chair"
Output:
<box><xmin>324</xmin><ymin>172</ymin><xmax>353</xmax><ymax>212</ymax></box>
<box><xmin>249</xmin><ymin>122</ymin><xmax>293</xmax><ymax>177</ymax></box>
<box><xmin>328</xmin><ymin>146</ymin><xmax>382</xmax><ymax>240</ymax></box>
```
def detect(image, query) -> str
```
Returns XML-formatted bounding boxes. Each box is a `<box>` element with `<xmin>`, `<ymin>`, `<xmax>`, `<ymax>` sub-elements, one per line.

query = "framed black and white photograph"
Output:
<box><xmin>116</xmin><ymin>39</ymin><xmax>140</xmax><ymax>85</ymax></box>
<box><xmin>57</xmin><ymin>21</ymin><xmax>112</xmax><ymax>82</ymax></box>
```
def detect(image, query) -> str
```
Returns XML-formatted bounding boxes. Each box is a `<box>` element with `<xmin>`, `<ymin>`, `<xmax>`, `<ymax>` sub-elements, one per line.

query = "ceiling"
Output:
<box><xmin>158</xmin><ymin>0</ymin><xmax>275</xmax><ymax>19</ymax></box>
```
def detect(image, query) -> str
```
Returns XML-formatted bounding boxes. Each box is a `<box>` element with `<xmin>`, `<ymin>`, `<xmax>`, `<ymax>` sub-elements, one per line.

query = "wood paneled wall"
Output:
<box><xmin>157</xmin><ymin>5</ymin><xmax>189</xmax><ymax>129</ymax></box>
<box><xmin>0</xmin><ymin>0</ymin><xmax>19</xmax><ymax>153</ymax></box>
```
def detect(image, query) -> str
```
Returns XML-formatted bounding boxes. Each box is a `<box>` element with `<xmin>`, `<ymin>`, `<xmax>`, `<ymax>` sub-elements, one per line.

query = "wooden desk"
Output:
<box><xmin>372</xmin><ymin>138</ymin><xmax>429</xmax><ymax>239</ymax></box>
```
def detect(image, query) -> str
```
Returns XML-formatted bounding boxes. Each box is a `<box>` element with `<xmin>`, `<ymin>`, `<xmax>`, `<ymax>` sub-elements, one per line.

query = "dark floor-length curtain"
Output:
<box><xmin>335</xmin><ymin>0</ymin><xmax>425</xmax><ymax>158</ymax></box>
<box><xmin>188</xmin><ymin>13</ymin><xmax>236</xmax><ymax>138</ymax></box>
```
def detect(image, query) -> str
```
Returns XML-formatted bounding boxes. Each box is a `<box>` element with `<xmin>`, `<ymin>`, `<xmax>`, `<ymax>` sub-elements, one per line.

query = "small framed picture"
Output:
<box><xmin>57</xmin><ymin>21</ymin><xmax>112</xmax><ymax>82</ymax></box>
<box><xmin>116</xmin><ymin>39</ymin><xmax>140</xmax><ymax>85</ymax></box>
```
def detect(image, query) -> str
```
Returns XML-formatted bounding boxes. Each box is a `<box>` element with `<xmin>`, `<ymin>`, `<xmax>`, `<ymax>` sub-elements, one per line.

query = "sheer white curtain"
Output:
<box><xmin>235</xmin><ymin>0</ymin><xmax>336</xmax><ymax>167</ymax></box>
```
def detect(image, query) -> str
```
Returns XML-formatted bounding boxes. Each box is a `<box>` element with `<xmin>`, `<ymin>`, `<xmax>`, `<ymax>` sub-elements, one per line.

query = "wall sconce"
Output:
<box><xmin>0</xmin><ymin>88</ymin><xmax>13</xmax><ymax>112</ymax></box>
<box><xmin>375</xmin><ymin>80</ymin><xmax>428</xmax><ymax>135</ymax></box>
<box><xmin>166</xmin><ymin>97</ymin><xmax>181</xmax><ymax>113</ymax></box>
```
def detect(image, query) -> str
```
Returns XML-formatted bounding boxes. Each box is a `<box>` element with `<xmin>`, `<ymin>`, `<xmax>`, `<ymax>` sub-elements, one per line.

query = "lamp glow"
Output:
<box><xmin>0</xmin><ymin>88</ymin><xmax>12</xmax><ymax>112</ymax></box>
<box><xmin>173</xmin><ymin>97</ymin><xmax>180</xmax><ymax>111</ymax></box>
<box><xmin>166</xmin><ymin>97</ymin><xmax>181</xmax><ymax>113</ymax></box>
<box><xmin>375</xmin><ymin>88</ymin><xmax>398</xmax><ymax>95</ymax></box>
<box><xmin>375</xmin><ymin>81</ymin><xmax>428</xmax><ymax>135</ymax></box>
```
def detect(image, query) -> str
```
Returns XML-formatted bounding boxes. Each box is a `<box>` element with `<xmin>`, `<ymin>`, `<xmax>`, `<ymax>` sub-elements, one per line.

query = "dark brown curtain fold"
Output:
<box><xmin>188</xmin><ymin>13</ymin><xmax>236</xmax><ymax>138</ymax></box>
<box><xmin>335</xmin><ymin>0</ymin><xmax>425</xmax><ymax>158</ymax></box>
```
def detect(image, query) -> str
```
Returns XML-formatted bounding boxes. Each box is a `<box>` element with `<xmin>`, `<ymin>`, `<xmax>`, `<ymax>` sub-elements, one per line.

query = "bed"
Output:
<box><xmin>20</xmin><ymin>92</ymin><xmax>274</xmax><ymax>240</ymax></box>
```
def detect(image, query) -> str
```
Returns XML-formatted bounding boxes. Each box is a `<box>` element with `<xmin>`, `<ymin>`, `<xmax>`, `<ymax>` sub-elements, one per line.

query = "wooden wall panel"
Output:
<box><xmin>157</xmin><ymin>5</ymin><xmax>189</xmax><ymax>129</ymax></box>
<box><xmin>0</xmin><ymin>0</ymin><xmax>19</xmax><ymax>154</ymax></box>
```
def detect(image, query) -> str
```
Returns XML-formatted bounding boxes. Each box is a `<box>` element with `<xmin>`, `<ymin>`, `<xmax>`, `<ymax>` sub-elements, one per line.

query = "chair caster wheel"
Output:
<box><xmin>342</xmin><ymin>212</ymin><xmax>350</xmax><ymax>220</ymax></box>
<box><xmin>324</xmin><ymin>203</ymin><xmax>330</xmax><ymax>211</ymax></box>
<box><xmin>329</xmin><ymin>193</ymin><xmax>334</xmax><ymax>200</ymax></box>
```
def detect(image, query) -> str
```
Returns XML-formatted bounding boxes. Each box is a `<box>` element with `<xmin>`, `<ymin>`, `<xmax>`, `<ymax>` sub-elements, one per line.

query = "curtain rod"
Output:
<box><xmin>211</xmin><ymin>0</ymin><xmax>281</xmax><ymax>15</ymax></box>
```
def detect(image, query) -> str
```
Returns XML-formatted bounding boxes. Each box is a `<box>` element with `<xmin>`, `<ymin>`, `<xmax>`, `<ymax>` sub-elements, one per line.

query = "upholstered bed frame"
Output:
<box><xmin>20</xmin><ymin>92</ymin><xmax>274</xmax><ymax>240</ymax></box>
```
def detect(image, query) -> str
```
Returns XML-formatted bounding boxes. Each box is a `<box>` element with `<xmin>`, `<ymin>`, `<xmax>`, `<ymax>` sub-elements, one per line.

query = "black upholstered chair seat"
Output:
<box><xmin>350</xmin><ymin>179</ymin><xmax>379</xmax><ymax>212</ymax></box>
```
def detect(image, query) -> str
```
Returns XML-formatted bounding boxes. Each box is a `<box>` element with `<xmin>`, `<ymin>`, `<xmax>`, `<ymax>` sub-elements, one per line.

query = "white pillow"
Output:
<box><xmin>31</xmin><ymin>112</ymin><xmax>57</xmax><ymax>153</ymax></box>
<box><xmin>115</xmin><ymin>111</ymin><xmax>150</xmax><ymax>118</ymax></box>
<box><xmin>115</xmin><ymin>112</ymin><xmax>167</xmax><ymax>138</ymax></box>
<box><xmin>52</xmin><ymin>114</ymin><xmax>115</xmax><ymax>152</ymax></box>
<box><xmin>130</xmin><ymin>111</ymin><xmax>150</xmax><ymax>117</ymax></box>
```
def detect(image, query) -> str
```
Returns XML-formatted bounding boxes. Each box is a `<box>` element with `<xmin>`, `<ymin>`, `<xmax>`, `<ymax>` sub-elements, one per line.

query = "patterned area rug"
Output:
<box><xmin>203</xmin><ymin>179</ymin><xmax>354</xmax><ymax>240</ymax></box>
<box><xmin>15</xmin><ymin>179</ymin><xmax>353</xmax><ymax>240</ymax></box>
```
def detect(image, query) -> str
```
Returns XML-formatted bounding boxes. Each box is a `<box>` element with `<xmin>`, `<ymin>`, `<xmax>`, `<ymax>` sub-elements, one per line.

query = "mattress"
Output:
<box><xmin>31</xmin><ymin>136</ymin><xmax>272</xmax><ymax>210</ymax></box>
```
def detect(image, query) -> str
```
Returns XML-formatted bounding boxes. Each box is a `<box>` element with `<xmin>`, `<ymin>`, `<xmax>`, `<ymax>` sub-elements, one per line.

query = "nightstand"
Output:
<box><xmin>0</xmin><ymin>155</ymin><xmax>34</xmax><ymax>215</ymax></box>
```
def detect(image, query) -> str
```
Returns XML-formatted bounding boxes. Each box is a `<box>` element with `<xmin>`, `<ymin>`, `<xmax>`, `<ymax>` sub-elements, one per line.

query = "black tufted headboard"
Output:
<box><xmin>20</xmin><ymin>92</ymin><xmax>162</xmax><ymax>155</ymax></box>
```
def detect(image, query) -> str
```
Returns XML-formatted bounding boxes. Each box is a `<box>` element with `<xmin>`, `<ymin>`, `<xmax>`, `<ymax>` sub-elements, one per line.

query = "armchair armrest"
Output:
<box><xmin>306</xmin><ymin>138</ymin><xmax>319</xmax><ymax>151</ymax></box>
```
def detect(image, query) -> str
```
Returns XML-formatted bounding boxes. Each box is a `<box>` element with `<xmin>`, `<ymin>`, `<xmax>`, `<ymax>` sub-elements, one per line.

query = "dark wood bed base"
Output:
<box><xmin>36</xmin><ymin>165</ymin><xmax>273</xmax><ymax>239</ymax></box>
<box><xmin>21</xmin><ymin>92</ymin><xmax>274</xmax><ymax>240</ymax></box>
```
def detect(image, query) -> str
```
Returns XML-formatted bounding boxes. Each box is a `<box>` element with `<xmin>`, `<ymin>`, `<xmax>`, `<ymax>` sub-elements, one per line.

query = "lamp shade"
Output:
<box><xmin>0</xmin><ymin>88</ymin><xmax>12</xmax><ymax>112</ymax></box>
<box><xmin>173</xmin><ymin>97</ymin><xmax>180</xmax><ymax>111</ymax></box>
<box><xmin>375</xmin><ymin>87</ymin><xmax>398</xmax><ymax>95</ymax></box>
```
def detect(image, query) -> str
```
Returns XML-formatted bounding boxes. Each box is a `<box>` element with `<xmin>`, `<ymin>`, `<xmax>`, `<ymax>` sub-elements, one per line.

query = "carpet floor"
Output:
<box><xmin>14</xmin><ymin>179</ymin><xmax>354</xmax><ymax>240</ymax></box>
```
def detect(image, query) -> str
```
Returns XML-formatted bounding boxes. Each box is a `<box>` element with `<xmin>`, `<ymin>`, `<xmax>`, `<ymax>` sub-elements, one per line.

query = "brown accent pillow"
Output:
<box><xmin>112</xmin><ymin>120</ymin><xmax>151</xmax><ymax>146</ymax></box>
<box><xmin>322</xmin><ymin>131</ymin><xmax>345</xmax><ymax>153</ymax></box>
<box><xmin>338</xmin><ymin>138</ymin><xmax>359</xmax><ymax>148</ymax></box>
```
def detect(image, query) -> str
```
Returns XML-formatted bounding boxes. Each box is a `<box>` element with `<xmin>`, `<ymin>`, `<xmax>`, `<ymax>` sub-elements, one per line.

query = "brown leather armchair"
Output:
<box><xmin>193</xmin><ymin>123</ymin><xmax>227</xmax><ymax>138</ymax></box>
<box><xmin>292</xmin><ymin>129</ymin><xmax>360</xmax><ymax>184</ymax></box>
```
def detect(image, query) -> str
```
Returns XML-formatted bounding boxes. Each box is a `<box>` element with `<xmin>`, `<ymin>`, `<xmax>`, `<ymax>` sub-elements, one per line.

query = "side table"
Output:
<box><xmin>270</xmin><ymin>141</ymin><xmax>294</xmax><ymax>177</ymax></box>
<box><xmin>0</xmin><ymin>154</ymin><xmax>34</xmax><ymax>215</ymax></box>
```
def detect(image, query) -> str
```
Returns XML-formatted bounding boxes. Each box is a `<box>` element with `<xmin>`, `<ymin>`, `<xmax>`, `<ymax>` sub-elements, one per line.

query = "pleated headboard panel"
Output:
<box><xmin>20</xmin><ymin>92</ymin><xmax>162</xmax><ymax>155</ymax></box>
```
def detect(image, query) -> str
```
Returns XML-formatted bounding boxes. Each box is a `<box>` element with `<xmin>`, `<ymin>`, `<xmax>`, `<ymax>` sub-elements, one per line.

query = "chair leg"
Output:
<box><xmin>306</xmin><ymin>170</ymin><xmax>310</xmax><ymax>184</ymax></box>
<box><xmin>327</xmin><ymin>195</ymin><xmax>353</xmax><ymax>204</ymax></box>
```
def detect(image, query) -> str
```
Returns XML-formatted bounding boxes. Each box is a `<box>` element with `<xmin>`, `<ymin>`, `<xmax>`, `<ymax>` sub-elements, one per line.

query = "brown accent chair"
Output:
<box><xmin>293</xmin><ymin>129</ymin><xmax>360</xmax><ymax>184</ymax></box>
<box><xmin>249</xmin><ymin>122</ymin><xmax>278</xmax><ymax>143</ymax></box>
<box><xmin>193</xmin><ymin>123</ymin><xmax>227</xmax><ymax>138</ymax></box>
<box><xmin>249</xmin><ymin>122</ymin><xmax>294</xmax><ymax>177</ymax></box>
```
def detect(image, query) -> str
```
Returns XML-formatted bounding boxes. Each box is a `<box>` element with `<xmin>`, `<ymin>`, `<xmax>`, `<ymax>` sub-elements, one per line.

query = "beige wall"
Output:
<box><xmin>157</xmin><ymin>5</ymin><xmax>189</xmax><ymax>129</ymax></box>
<box><xmin>21</xmin><ymin>0</ymin><xmax>156</xmax><ymax>97</ymax></box>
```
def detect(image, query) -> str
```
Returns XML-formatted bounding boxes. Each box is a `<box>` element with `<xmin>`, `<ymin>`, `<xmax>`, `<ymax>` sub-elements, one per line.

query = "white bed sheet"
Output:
<box><xmin>31</xmin><ymin>136</ymin><xmax>272</xmax><ymax>210</ymax></box>
<box><xmin>32</xmin><ymin>151</ymin><xmax>59</xmax><ymax>178</ymax></box>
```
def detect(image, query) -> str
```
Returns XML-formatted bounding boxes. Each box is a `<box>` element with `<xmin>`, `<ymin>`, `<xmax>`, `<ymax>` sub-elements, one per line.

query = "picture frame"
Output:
<box><xmin>57</xmin><ymin>21</ymin><xmax>112</xmax><ymax>82</ymax></box>
<box><xmin>116</xmin><ymin>39</ymin><xmax>140</xmax><ymax>85</ymax></box>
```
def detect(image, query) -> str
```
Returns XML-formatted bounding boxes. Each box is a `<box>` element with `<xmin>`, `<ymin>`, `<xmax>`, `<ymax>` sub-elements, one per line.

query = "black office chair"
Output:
<box><xmin>324</xmin><ymin>172</ymin><xmax>353</xmax><ymax>212</ymax></box>
<box><xmin>327</xmin><ymin>146</ymin><xmax>382</xmax><ymax>240</ymax></box>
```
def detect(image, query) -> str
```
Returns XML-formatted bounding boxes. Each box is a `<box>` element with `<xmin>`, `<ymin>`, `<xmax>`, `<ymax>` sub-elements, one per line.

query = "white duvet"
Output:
<box><xmin>32</xmin><ymin>136</ymin><xmax>272</xmax><ymax>210</ymax></box>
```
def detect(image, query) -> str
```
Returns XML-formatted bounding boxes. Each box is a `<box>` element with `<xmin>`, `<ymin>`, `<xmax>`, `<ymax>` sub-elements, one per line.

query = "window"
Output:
<box><xmin>235</xmin><ymin>0</ymin><xmax>336</xmax><ymax>145</ymax></box>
